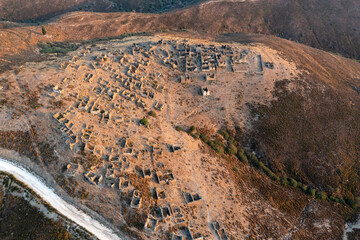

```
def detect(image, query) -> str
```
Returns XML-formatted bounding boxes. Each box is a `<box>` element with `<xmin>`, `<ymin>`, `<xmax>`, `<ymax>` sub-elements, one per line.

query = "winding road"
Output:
<box><xmin>0</xmin><ymin>158</ymin><xmax>122</xmax><ymax>240</ymax></box>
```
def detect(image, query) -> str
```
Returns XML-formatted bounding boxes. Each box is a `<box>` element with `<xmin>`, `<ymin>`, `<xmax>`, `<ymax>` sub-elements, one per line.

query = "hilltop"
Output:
<box><xmin>0</xmin><ymin>1</ymin><xmax>360</xmax><ymax>239</ymax></box>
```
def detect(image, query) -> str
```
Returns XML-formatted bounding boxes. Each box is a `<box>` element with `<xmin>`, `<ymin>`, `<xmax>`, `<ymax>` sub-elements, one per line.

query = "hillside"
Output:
<box><xmin>0</xmin><ymin>1</ymin><xmax>360</xmax><ymax>239</ymax></box>
<box><xmin>0</xmin><ymin>0</ymin><xmax>359</xmax><ymax>61</ymax></box>
<box><xmin>0</xmin><ymin>0</ymin><xmax>204</xmax><ymax>21</ymax></box>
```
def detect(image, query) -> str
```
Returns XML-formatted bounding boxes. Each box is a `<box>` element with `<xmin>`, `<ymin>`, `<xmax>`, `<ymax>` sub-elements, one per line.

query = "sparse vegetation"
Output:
<box><xmin>39</xmin><ymin>42</ymin><xmax>79</xmax><ymax>55</ymax></box>
<box><xmin>194</xmin><ymin>125</ymin><xmax>354</xmax><ymax>207</ymax></box>
<box><xmin>249</xmin><ymin>79</ymin><xmax>360</xmax><ymax>207</ymax></box>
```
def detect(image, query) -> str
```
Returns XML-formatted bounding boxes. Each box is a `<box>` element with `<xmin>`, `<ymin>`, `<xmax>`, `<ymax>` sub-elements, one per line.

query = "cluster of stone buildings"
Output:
<box><xmin>51</xmin><ymin>39</ymin><xmax>247</xmax><ymax>239</ymax></box>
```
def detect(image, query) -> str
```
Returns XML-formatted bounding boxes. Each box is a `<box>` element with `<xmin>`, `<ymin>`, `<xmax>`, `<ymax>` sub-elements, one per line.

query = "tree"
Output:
<box><xmin>41</xmin><ymin>26</ymin><xmax>47</xmax><ymax>35</ymax></box>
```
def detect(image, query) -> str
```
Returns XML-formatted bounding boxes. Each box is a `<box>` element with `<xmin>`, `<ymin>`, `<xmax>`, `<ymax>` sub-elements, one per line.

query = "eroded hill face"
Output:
<box><xmin>0</xmin><ymin>33</ymin><xmax>357</xmax><ymax>239</ymax></box>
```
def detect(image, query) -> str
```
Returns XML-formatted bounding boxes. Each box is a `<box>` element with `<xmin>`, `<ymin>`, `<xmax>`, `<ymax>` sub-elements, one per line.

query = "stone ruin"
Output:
<box><xmin>200</xmin><ymin>87</ymin><xmax>210</xmax><ymax>96</ymax></box>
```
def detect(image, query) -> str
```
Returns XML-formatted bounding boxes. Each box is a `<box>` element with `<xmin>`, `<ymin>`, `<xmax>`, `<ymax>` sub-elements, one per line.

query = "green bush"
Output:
<box><xmin>261</xmin><ymin>165</ymin><xmax>274</xmax><ymax>178</ymax></box>
<box><xmin>337</xmin><ymin>197</ymin><xmax>346</xmax><ymax>205</ymax></box>
<box><xmin>298</xmin><ymin>183</ymin><xmax>308</xmax><ymax>193</ymax></box>
<box><xmin>258</xmin><ymin>161</ymin><xmax>266</xmax><ymax>169</ymax></box>
<box><xmin>200</xmin><ymin>134</ymin><xmax>210</xmax><ymax>143</ymax></box>
<box><xmin>189</xmin><ymin>125</ymin><xmax>196</xmax><ymax>134</ymax></box>
<box><xmin>191</xmin><ymin>133</ymin><xmax>200</xmax><ymax>139</ymax></box>
<box><xmin>209</xmin><ymin>140</ymin><xmax>225</xmax><ymax>155</ymax></box>
<box><xmin>288</xmin><ymin>178</ymin><xmax>298</xmax><ymax>188</ymax></box>
<box><xmin>307</xmin><ymin>187</ymin><xmax>316</xmax><ymax>197</ymax></box>
<box><xmin>39</xmin><ymin>42</ymin><xmax>78</xmax><ymax>55</ymax></box>
<box><xmin>237</xmin><ymin>152</ymin><xmax>248</xmax><ymax>164</ymax></box>
<box><xmin>246</xmin><ymin>152</ymin><xmax>260</xmax><ymax>167</ymax></box>
<box><xmin>345</xmin><ymin>197</ymin><xmax>355</xmax><ymax>207</ymax></box>
<box><xmin>226</xmin><ymin>144</ymin><xmax>238</xmax><ymax>156</ymax></box>
<box><xmin>280</xmin><ymin>177</ymin><xmax>290</xmax><ymax>186</ymax></box>
<box><xmin>270</xmin><ymin>174</ymin><xmax>280</xmax><ymax>182</ymax></box>
<box><xmin>315</xmin><ymin>190</ymin><xmax>328</xmax><ymax>200</ymax></box>
<box><xmin>218</xmin><ymin>129</ymin><xmax>230</xmax><ymax>140</ymax></box>
<box><xmin>140</xmin><ymin>117</ymin><xmax>148</xmax><ymax>127</ymax></box>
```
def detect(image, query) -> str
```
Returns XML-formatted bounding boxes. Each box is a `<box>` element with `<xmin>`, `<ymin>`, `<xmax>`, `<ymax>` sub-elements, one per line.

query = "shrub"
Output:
<box><xmin>270</xmin><ymin>174</ymin><xmax>280</xmax><ymax>182</ymax></box>
<box><xmin>258</xmin><ymin>161</ymin><xmax>266</xmax><ymax>169</ymax></box>
<box><xmin>345</xmin><ymin>197</ymin><xmax>355</xmax><ymax>207</ymax></box>
<box><xmin>209</xmin><ymin>140</ymin><xmax>225</xmax><ymax>155</ymax></box>
<box><xmin>299</xmin><ymin>183</ymin><xmax>308</xmax><ymax>193</ymax></box>
<box><xmin>191</xmin><ymin>133</ymin><xmax>200</xmax><ymax>139</ymax></box>
<box><xmin>315</xmin><ymin>190</ymin><xmax>328</xmax><ymax>200</ymax></box>
<box><xmin>39</xmin><ymin>42</ymin><xmax>79</xmax><ymax>55</ymax></box>
<box><xmin>140</xmin><ymin>118</ymin><xmax>148</xmax><ymax>127</ymax></box>
<box><xmin>246</xmin><ymin>152</ymin><xmax>260</xmax><ymax>167</ymax></box>
<box><xmin>306</xmin><ymin>187</ymin><xmax>316</xmax><ymax>197</ymax></box>
<box><xmin>218</xmin><ymin>129</ymin><xmax>230</xmax><ymax>140</ymax></box>
<box><xmin>232</xmin><ymin>167</ymin><xmax>240</xmax><ymax>173</ymax></box>
<box><xmin>175</xmin><ymin>126</ymin><xmax>182</xmax><ymax>131</ymax></box>
<box><xmin>189</xmin><ymin>125</ymin><xmax>196</xmax><ymax>134</ymax></box>
<box><xmin>149</xmin><ymin>111</ymin><xmax>157</xmax><ymax>117</ymax></box>
<box><xmin>226</xmin><ymin>144</ymin><xmax>238</xmax><ymax>156</ymax></box>
<box><xmin>237</xmin><ymin>151</ymin><xmax>248</xmax><ymax>164</ymax></box>
<box><xmin>261</xmin><ymin>165</ymin><xmax>274</xmax><ymax>178</ymax></box>
<box><xmin>199</xmin><ymin>133</ymin><xmax>210</xmax><ymax>143</ymax></box>
<box><xmin>288</xmin><ymin>178</ymin><xmax>298</xmax><ymax>188</ymax></box>
<box><xmin>280</xmin><ymin>177</ymin><xmax>290</xmax><ymax>186</ymax></box>
<box><xmin>337</xmin><ymin>197</ymin><xmax>346</xmax><ymax>205</ymax></box>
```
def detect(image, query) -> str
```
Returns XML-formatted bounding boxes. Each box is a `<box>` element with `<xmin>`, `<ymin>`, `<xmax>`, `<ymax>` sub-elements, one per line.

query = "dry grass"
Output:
<box><xmin>0</xmin><ymin>182</ymin><xmax>71</xmax><ymax>240</ymax></box>
<box><xmin>0</xmin><ymin>129</ymin><xmax>39</xmax><ymax>163</ymax></box>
